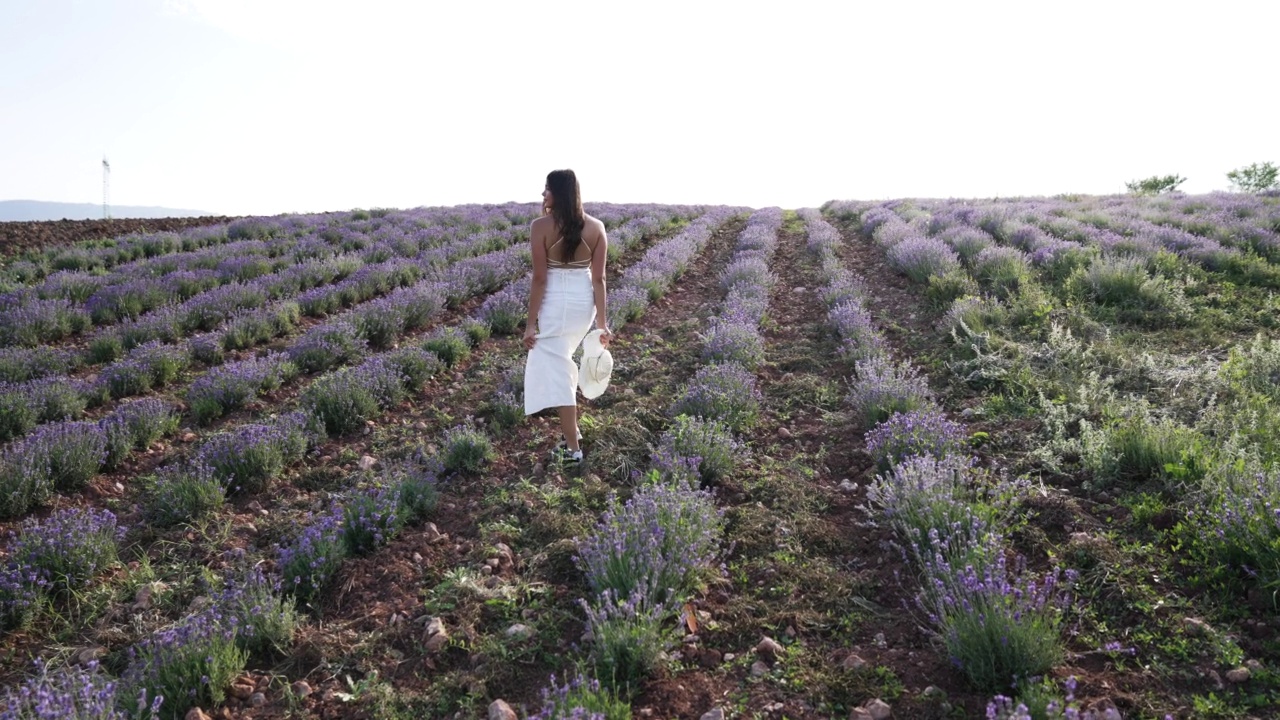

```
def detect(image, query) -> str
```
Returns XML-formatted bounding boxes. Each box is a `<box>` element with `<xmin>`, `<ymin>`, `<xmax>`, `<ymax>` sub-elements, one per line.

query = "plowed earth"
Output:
<box><xmin>0</xmin><ymin>217</ymin><xmax>235</xmax><ymax>258</ymax></box>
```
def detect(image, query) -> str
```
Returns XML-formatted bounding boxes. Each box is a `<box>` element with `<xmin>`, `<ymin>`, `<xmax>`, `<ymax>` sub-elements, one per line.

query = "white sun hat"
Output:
<box><xmin>578</xmin><ymin>329</ymin><xmax>613</xmax><ymax>399</ymax></box>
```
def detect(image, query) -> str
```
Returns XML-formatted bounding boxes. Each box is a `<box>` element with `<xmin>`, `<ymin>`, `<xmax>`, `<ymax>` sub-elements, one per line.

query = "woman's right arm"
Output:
<box><xmin>524</xmin><ymin>220</ymin><xmax>548</xmax><ymax>350</ymax></box>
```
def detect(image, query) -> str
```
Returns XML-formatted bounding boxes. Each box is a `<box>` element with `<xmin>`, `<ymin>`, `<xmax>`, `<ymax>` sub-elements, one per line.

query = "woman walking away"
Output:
<box><xmin>523</xmin><ymin>169</ymin><xmax>612</xmax><ymax>465</ymax></box>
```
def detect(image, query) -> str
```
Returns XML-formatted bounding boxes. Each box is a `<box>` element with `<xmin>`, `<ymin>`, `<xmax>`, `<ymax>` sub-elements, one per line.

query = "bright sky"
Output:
<box><xmin>1</xmin><ymin>0</ymin><xmax>1276</xmax><ymax>216</ymax></box>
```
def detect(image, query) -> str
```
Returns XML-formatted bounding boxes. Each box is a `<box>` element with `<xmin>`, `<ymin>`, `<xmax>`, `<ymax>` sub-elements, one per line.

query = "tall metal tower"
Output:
<box><xmin>102</xmin><ymin>157</ymin><xmax>111</xmax><ymax>219</ymax></box>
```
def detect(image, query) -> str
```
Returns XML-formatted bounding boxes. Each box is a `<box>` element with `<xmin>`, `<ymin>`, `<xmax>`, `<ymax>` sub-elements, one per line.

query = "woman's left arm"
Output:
<box><xmin>524</xmin><ymin>221</ymin><xmax>548</xmax><ymax>350</ymax></box>
<box><xmin>590</xmin><ymin>222</ymin><xmax>611</xmax><ymax>346</ymax></box>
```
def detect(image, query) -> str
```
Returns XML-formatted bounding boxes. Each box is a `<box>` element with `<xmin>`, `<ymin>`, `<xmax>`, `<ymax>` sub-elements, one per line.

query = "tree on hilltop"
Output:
<box><xmin>1227</xmin><ymin>162</ymin><xmax>1279</xmax><ymax>194</ymax></box>
<box><xmin>1125</xmin><ymin>174</ymin><xmax>1186</xmax><ymax>195</ymax></box>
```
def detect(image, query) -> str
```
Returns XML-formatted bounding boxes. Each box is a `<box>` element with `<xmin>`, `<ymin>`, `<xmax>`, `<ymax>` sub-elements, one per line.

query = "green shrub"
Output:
<box><xmin>925</xmin><ymin>270</ymin><xmax>980</xmax><ymax>308</ymax></box>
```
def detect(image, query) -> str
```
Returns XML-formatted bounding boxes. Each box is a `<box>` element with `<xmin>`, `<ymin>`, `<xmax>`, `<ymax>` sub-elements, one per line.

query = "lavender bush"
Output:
<box><xmin>865</xmin><ymin>407</ymin><xmax>968</xmax><ymax>469</ymax></box>
<box><xmin>702</xmin><ymin>318</ymin><xmax>764</xmax><ymax>369</ymax></box>
<box><xmin>8</xmin><ymin>508</ymin><xmax>123</xmax><ymax>592</ymax></box>
<box><xmin>99</xmin><ymin>398</ymin><xmax>180</xmax><ymax>470</ymax></box>
<box><xmin>29</xmin><ymin>420</ymin><xmax>108</xmax><ymax>492</ymax></box>
<box><xmin>120</xmin><ymin>609</ymin><xmax>246</xmax><ymax>720</ymax></box>
<box><xmin>887</xmin><ymin>236</ymin><xmax>963</xmax><ymax>283</ymax></box>
<box><xmin>341</xmin><ymin>484</ymin><xmax>405</xmax><ymax>555</ymax></box>
<box><xmin>527</xmin><ymin>673</ymin><xmax>630</xmax><ymax>720</ymax></box>
<box><xmin>847</xmin><ymin>356</ymin><xmax>935</xmax><ymax>427</ymax></box>
<box><xmin>651</xmin><ymin>415</ymin><xmax>743</xmax><ymax>486</ymax></box>
<box><xmin>669</xmin><ymin>363</ymin><xmax>762</xmax><ymax>432</ymax></box>
<box><xmin>145</xmin><ymin>461</ymin><xmax>225</xmax><ymax>527</ymax></box>
<box><xmin>187</xmin><ymin>352</ymin><xmax>296</xmax><ymax>424</ymax></box>
<box><xmin>352</xmin><ymin>296</ymin><xmax>407</xmax><ymax>349</ymax></box>
<box><xmin>213</xmin><ymin>560</ymin><xmax>297</xmax><ymax>657</ymax></box>
<box><xmin>972</xmin><ymin>246</ymin><xmax>1032</xmax><ymax>297</ymax></box>
<box><xmin>0</xmin><ymin>298</ymin><xmax>90</xmax><ymax>347</ymax></box>
<box><xmin>287</xmin><ymin>320</ymin><xmax>367</xmax><ymax>374</ymax></box>
<box><xmin>383</xmin><ymin>345</ymin><xmax>444</xmax><ymax>392</ymax></box>
<box><xmin>987</xmin><ymin>676</ymin><xmax>1125</xmax><ymax>720</ymax></box>
<box><xmin>423</xmin><ymin>326</ymin><xmax>473</xmax><ymax>367</ymax></box>
<box><xmin>441</xmin><ymin>421</ymin><xmax>494</xmax><ymax>473</ymax></box>
<box><xmin>829</xmin><ymin>300</ymin><xmax>887</xmax><ymax>362</ymax></box>
<box><xmin>0</xmin><ymin>659</ymin><xmax>160</xmax><ymax>720</ymax></box>
<box><xmin>919</xmin><ymin>550</ymin><xmax>1074</xmax><ymax>691</ymax></box>
<box><xmin>196</xmin><ymin>421</ymin><xmax>307</xmax><ymax>494</ymax></box>
<box><xmin>575</xmin><ymin>479</ymin><xmax>724</xmax><ymax>605</ymax></box>
<box><xmin>0</xmin><ymin>346</ymin><xmax>78</xmax><ymax>383</ymax></box>
<box><xmin>581</xmin><ymin>586</ymin><xmax>677</xmax><ymax>692</ymax></box>
<box><xmin>0</xmin><ymin>381</ymin><xmax>39</xmax><ymax>441</ymax></box>
<box><xmin>278</xmin><ymin>510</ymin><xmax>346</xmax><ymax>605</ymax></box>
<box><xmin>476</xmin><ymin>277</ymin><xmax>529</xmax><ymax>335</ymax></box>
<box><xmin>0</xmin><ymin>446</ymin><xmax>54</xmax><ymax>517</ymax></box>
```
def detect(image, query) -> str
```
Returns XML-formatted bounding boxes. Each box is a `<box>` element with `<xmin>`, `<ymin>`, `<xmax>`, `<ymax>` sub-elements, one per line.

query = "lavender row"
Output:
<box><xmin>806</xmin><ymin>208</ymin><xmax>1081</xmax><ymax>694</ymax></box>
<box><xmin>606</xmin><ymin>208</ymin><xmax>744</xmax><ymax>330</ymax></box>
<box><xmin>702</xmin><ymin>208</ymin><xmax>781</xmax><ymax>369</ymax></box>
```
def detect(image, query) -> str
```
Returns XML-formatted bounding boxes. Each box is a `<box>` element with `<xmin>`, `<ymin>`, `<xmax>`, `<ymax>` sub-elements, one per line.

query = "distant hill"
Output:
<box><xmin>0</xmin><ymin>200</ymin><xmax>216</xmax><ymax>222</ymax></box>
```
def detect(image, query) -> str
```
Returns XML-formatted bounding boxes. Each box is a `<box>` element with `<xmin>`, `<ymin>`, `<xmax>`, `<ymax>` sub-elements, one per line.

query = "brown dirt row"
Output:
<box><xmin>0</xmin><ymin>217</ymin><xmax>237</xmax><ymax>259</ymax></box>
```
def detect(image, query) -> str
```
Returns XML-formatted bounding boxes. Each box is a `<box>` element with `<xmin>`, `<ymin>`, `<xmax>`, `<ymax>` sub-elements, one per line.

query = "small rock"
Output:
<box><xmin>132</xmin><ymin>582</ymin><xmax>167</xmax><ymax>611</ymax></box>
<box><xmin>248</xmin><ymin>693</ymin><xmax>266</xmax><ymax>707</ymax></box>
<box><xmin>425</xmin><ymin>522</ymin><xmax>443</xmax><ymax>541</ymax></box>
<box><xmin>1205</xmin><ymin>669</ymin><xmax>1224</xmax><ymax>690</ymax></box>
<box><xmin>533</xmin><ymin>462</ymin><xmax>545</xmax><ymax>478</ymax></box>
<box><xmin>486</xmin><ymin>558</ymin><xmax>501</xmax><ymax>569</ymax></box>
<box><xmin>73</xmin><ymin>646</ymin><xmax>105</xmax><ymax>666</ymax></box>
<box><xmin>1226</xmin><ymin>667</ymin><xmax>1251</xmax><ymax>683</ymax></box>
<box><xmin>424</xmin><ymin>631</ymin><xmax>450</xmax><ymax>652</ymax></box>
<box><xmin>358</xmin><ymin>455</ymin><xmax>377</xmax><ymax>471</ymax></box>
<box><xmin>479</xmin><ymin>565</ymin><xmax>493</xmax><ymax>576</ymax></box>
<box><xmin>1246</xmin><ymin>659</ymin><xmax>1264</xmax><ymax>673</ymax></box>
<box><xmin>1183</xmin><ymin>617</ymin><xmax>1213</xmax><ymax>637</ymax></box>
<box><xmin>113</xmin><ymin>482</ymin><xmax>125</xmax><ymax>493</ymax></box>
<box><xmin>290</xmin><ymin>680</ymin><xmax>312</xmax><ymax>697</ymax></box>
<box><xmin>488</xmin><ymin>699</ymin><xmax>518</xmax><ymax>720</ymax></box>
<box><xmin>842</xmin><ymin>652</ymin><xmax>867</xmax><ymax>671</ymax></box>
<box><xmin>181</xmin><ymin>432</ymin><xmax>197</xmax><ymax>443</ymax></box>
<box><xmin>866</xmin><ymin>698</ymin><xmax>891</xmax><ymax>720</ymax></box>
<box><xmin>922</xmin><ymin>686</ymin><xmax>946</xmax><ymax>700</ymax></box>
<box><xmin>184</xmin><ymin>709</ymin><xmax>212</xmax><ymax>720</ymax></box>
<box><xmin>425</xmin><ymin>617</ymin><xmax>445</xmax><ymax>637</ymax></box>
<box><xmin>699</xmin><ymin>648</ymin><xmax>722</xmax><ymax>668</ymax></box>
<box><xmin>505</xmin><ymin>623</ymin><xmax>533</xmax><ymax>640</ymax></box>
<box><xmin>700</xmin><ymin>709</ymin><xmax>725</xmax><ymax>720</ymax></box>
<box><xmin>763</xmin><ymin>703</ymin><xmax>785</xmax><ymax>713</ymax></box>
<box><xmin>412</xmin><ymin>552</ymin><xmax>423</xmax><ymax>564</ymax></box>
<box><xmin>494</xmin><ymin>542</ymin><xmax>515</xmax><ymax>567</ymax></box>
<box><xmin>849</xmin><ymin>710</ymin><xmax>874</xmax><ymax>720</ymax></box>
<box><xmin>839</xmin><ymin>479</ymin><xmax>859</xmax><ymax>493</ymax></box>
<box><xmin>229</xmin><ymin>682</ymin><xmax>254</xmax><ymax>700</ymax></box>
<box><xmin>777</xmin><ymin>426</ymin><xmax>792</xmax><ymax>439</ymax></box>
<box><xmin>757</xmin><ymin>636</ymin><xmax>784</xmax><ymax>661</ymax></box>
<box><xmin>749</xmin><ymin>660</ymin><xmax>770</xmax><ymax>678</ymax></box>
<box><xmin>793</xmin><ymin>286</ymin><xmax>806</xmax><ymax>293</ymax></box>
<box><xmin>873</xmin><ymin>632</ymin><xmax>887</xmax><ymax>648</ymax></box>
<box><xmin>723</xmin><ymin>652</ymin><xmax>736</xmax><ymax>662</ymax></box>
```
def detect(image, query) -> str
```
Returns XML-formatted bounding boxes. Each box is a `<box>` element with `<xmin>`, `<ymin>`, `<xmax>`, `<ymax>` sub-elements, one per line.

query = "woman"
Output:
<box><xmin>523</xmin><ymin>169</ymin><xmax>612</xmax><ymax>465</ymax></box>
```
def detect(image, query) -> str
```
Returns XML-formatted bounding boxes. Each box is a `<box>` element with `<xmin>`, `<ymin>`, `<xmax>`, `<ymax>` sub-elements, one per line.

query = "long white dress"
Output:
<box><xmin>524</xmin><ymin>246</ymin><xmax>597</xmax><ymax>415</ymax></box>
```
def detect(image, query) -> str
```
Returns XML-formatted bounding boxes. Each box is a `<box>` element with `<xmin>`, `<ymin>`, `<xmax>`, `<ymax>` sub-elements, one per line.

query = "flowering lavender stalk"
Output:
<box><xmin>986</xmin><ymin>676</ymin><xmax>1124</xmax><ymax>720</ymax></box>
<box><xmin>847</xmin><ymin>356</ymin><xmax>934</xmax><ymax>427</ymax></box>
<box><xmin>702</xmin><ymin>318</ymin><xmax>765</xmax><ymax>369</ymax></box>
<box><xmin>829</xmin><ymin>300</ymin><xmax>887</xmax><ymax>362</ymax></box>
<box><xmin>526</xmin><ymin>673</ymin><xmax>629</xmax><ymax>720</ymax></box>
<box><xmin>574</xmin><ymin>480</ymin><xmax>724</xmax><ymax>606</ymax></box>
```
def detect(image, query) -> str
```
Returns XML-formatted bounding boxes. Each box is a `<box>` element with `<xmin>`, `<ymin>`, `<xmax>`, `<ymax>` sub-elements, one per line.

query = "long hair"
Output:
<box><xmin>546</xmin><ymin>169</ymin><xmax>585</xmax><ymax>262</ymax></box>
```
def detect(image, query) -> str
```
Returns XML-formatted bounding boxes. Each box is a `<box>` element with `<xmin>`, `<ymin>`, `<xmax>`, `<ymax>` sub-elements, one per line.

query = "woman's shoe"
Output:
<box><xmin>550</xmin><ymin>446</ymin><xmax>584</xmax><ymax>466</ymax></box>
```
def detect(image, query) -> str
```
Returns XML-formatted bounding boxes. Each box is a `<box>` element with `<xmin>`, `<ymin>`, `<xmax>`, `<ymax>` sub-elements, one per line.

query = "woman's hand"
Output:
<box><xmin>523</xmin><ymin>327</ymin><xmax>538</xmax><ymax>351</ymax></box>
<box><xmin>598</xmin><ymin>327</ymin><xmax>613</xmax><ymax>347</ymax></box>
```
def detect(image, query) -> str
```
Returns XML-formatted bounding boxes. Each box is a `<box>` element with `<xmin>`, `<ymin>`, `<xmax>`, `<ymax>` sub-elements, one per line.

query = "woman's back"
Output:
<box><xmin>537</xmin><ymin>214</ymin><xmax>604</xmax><ymax>268</ymax></box>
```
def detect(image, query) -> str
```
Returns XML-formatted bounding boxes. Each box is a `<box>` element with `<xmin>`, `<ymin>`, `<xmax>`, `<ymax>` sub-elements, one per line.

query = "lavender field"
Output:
<box><xmin>1</xmin><ymin>193</ymin><xmax>1279</xmax><ymax>719</ymax></box>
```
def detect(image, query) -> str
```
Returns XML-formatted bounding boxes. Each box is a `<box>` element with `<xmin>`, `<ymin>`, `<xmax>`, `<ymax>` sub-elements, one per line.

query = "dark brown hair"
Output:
<box><xmin>546</xmin><ymin>169</ymin><xmax>585</xmax><ymax>262</ymax></box>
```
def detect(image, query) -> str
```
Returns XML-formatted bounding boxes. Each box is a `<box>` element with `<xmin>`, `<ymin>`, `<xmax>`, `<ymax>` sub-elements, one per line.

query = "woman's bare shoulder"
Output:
<box><xmin>583</xmin><ymin>214</ymin><xmax>606</xmax><ymax>232</ymax></box>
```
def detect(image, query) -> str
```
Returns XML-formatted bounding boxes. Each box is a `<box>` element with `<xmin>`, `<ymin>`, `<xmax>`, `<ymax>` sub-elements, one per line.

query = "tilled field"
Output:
<box><xmin>3</xmin><ymin>196</ymin><xmax>1280</xmax><ymax>720</ymax></box>
<box><xmin>1</xmin><ymin>217</ymin><xmax>236</xmax><ymax>258</ymax></box>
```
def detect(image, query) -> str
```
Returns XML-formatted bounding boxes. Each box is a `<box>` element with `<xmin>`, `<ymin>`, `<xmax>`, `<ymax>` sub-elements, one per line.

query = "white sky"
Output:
<box><xmin>1</xmin><ymin>0</ymin><xmax>1276</xmax><ymax>216</ymax></box>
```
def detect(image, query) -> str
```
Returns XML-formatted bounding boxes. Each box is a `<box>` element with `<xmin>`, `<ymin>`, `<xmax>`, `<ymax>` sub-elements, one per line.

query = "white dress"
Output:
<box><xmin>524</xmin><ymin>239</ymin><xmax>597</xmax><ymax>415</ymax></box>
